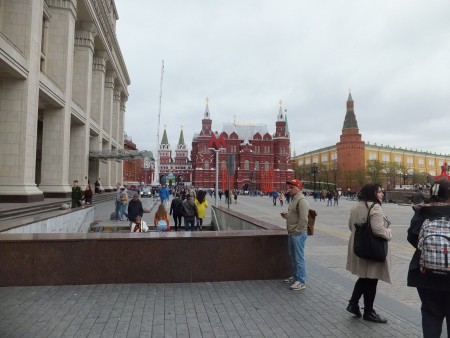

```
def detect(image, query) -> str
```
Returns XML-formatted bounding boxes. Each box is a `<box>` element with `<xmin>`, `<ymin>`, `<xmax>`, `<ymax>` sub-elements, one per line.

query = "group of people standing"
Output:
<box><xmin>169</xmin><ymin>189</ymin><xmax>208</xmax><ymax>231</ymax></box>
<box><xmin>281</xmin><ymin>178</ymin><xmax>450</xmax><ymax>336</ymax></box>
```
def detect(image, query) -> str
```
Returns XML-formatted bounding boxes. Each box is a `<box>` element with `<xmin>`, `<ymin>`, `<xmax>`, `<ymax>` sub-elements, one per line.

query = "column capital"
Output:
<box><xmin>75</xmin><ymin>23</ymin><xmax>97</xmax><ymax>50</ymax></box>
<box><xmin>105</xmin><ymin>70</ymin><xmax>116</xmax><ymax>89</ymax></box>
<box><xmin>47</xmin><ymin>0</ymin><xmax>77</xmax><ymax>18</ymax></box>
<box><xmin>93</xmin><ymin>52</ymin><xmax>109</xmax><ymax>72</ymax></box>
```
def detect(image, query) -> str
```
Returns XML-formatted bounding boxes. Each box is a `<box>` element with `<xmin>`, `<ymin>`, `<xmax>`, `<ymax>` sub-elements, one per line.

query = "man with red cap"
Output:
<box><xmin>281</xmin><ymin>179</ymin><xmax>310</xmax><ymax>291</ymax></box>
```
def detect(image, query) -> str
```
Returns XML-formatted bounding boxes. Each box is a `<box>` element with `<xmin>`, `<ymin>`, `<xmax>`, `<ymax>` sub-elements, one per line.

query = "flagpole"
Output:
<box><xmin>154</xmin><ymin>60</ymin><xmax>164</xmax><ymax>185</ymax></box>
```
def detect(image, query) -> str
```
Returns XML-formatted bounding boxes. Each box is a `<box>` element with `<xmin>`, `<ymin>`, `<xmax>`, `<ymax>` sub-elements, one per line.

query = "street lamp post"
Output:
<box><xmin>209</xmin><ymin>147</ymin><xmax>226</xmax><ymax>207</ymax></box>
<box><xmin>403</xmin><ymin>173</ymin><xmax>408</xmax><ymax>186</ymax></box>
<box><xmin>311</xmin><ymin>163</ymin><xmax>319</xmax><ymax>194</ymax></box>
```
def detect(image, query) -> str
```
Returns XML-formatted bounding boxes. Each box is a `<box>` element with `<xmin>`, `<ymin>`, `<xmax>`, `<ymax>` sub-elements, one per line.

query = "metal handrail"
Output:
<box><xmin>210</xmin><ymin>207</ymin><xmax>221</xmax><ymax>231</ymax></box>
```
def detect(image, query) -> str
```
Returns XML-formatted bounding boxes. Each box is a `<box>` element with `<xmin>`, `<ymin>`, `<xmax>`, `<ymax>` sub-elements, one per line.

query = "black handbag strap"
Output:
<box><xmin>366</xmin><ymin>203</ymin><xmax>376</xmax><ymax>225</ymax></box>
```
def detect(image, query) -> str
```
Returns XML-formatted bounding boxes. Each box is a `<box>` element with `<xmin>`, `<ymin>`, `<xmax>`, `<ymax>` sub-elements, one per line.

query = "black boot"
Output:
<box><xmin>363</xmin><ymin>309</ymin><xmax>387</xmax><ymax>323</ymax></box>
<box><xmin>346</xmin><ymin>301</ymin><xmax>361</xmax><ymax>318</ymax></box>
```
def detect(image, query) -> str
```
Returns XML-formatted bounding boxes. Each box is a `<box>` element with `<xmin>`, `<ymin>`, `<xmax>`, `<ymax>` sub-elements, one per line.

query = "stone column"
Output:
<box><xmin>101</xmin><ymin>71</ymin><xmax>116</xmax><ymax>190</ymax></box>
<box><xmin>39</xmin><ymin>0</ymin><xmax>77</xmax><ymax>197</ymax></box>
<box><xmin>90</xmin><ymin>52</ymin><xmax>108</xmax><ymax>185</ymax></box>
<box><xmin>118</xmin><ymin>98</ymin><xmax>127</xmax><ymax>184</ymax></box>
<box><xmin>112</xmin><ymin>86</ymin><xmax>122</xmax><ymax>185</ymax></box>
<box><xmin>69</xmin><ymin>22</ymin><xmax>96</xmax><ymax>186</ymax></box>
<box><xmin>0</xmin><ymin>0</ymin><xmax>44</xmax><ymax>202</ymax></box>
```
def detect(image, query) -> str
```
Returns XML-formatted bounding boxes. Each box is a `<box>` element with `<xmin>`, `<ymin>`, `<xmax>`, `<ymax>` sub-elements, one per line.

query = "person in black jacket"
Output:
<box><xmin>182</xmin><ymin>194</ymin><xmax>198</xmax><ymax>231</ymax></box>
<box><xmin>407</xmin><ymin>179</ymin><xmax>450</xmax><ymax>338</ymax></box>
<box><xmin>127</xmin><ymin>194</ymin><xmax>143</xmax><ymax>225</ymax></box>
<box><xmin>170</xmin><ymin>192</ymin><xmax>183</xmax><ymax>231</ymax></box>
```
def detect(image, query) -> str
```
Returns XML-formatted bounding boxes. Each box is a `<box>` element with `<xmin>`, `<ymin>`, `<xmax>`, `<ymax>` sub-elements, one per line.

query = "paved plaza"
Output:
<box><xmin>0</xmin><ymin>195</ymin><xmax>438</xmax><ymax>337</ymax></box>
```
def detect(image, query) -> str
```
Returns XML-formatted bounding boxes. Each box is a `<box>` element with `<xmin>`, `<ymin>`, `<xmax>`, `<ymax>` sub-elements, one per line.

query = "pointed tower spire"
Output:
<box><xmin>161</xmin><ymin>125</ymin><xmax>169</xmax><ymax>145</ymax></box>
<box><xmin>277</xmin><ymin>99</ymin><xmax>284</xmax><ymax>121</ymax></box>
<box><xmin>343</xmin><ymin>90</ymin><xmax>358</xmax><ymax>129</ymax></box>
<box><xmin>178</xmin><ymin>125</ymin><xmax>185</xmax><ymax>146</ymax></box>
<box><xmin>204</xmin><ymin>97</ymin><xmax>210</xmax><ymax>119</ymax></box>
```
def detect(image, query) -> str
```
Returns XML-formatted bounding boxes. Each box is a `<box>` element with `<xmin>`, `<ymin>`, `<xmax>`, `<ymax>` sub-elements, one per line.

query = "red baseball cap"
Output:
<box><xmin>286</xmin><ymin>179</ymin><xmax>303</xmax><ymax>189</ymax></box>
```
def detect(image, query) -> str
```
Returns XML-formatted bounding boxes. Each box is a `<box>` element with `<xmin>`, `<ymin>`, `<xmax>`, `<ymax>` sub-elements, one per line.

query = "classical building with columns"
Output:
<box><xmin>0</xmin><ymin>0</ymin><xmax>130</xmax><ymax>202</ymax></box>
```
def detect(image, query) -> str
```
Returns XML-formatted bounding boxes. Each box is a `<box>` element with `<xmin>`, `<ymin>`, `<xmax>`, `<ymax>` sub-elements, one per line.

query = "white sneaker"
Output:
<box><xmin>290</xmin><ymin>281</ymin><xmax>306</xmax><ymax>291</ymax></box>
<box><xmin>284</xmin><ymin>276</ymin><xmax>295</xmax><ymax>284</ymax></box>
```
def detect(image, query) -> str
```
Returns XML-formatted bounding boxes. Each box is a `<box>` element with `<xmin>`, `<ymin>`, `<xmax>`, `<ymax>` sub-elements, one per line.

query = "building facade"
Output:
<box><xmin>191</xmin><ymin>101</ymin><xmax>294</xmax><ymax>192</ymax></box>
<box><xmin>294</xmin><ymin>94</ymin><xmax>450</xmax><ymax>190</ymax></box>
<box><xmin>0</xmin><ymin>0</ymin><xmax>130</xmax><ymax>202</ymax></box>
<box><xmin>157</xmin><ymin>127</ymin><xmax>192</xmax><ymax>187</ymax></box>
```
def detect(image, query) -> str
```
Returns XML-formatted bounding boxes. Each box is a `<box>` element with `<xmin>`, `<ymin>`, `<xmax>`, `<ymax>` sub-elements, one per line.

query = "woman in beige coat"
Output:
<box><xmin>346</xmin><ymin>183</ymin><xmax>392</xmax><ymax>323</ymax></box>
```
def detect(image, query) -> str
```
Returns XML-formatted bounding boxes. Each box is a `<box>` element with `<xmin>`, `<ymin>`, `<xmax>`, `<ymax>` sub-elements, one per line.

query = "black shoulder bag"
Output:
<box><xmin>353</xmin><ymin>204</ymin><xmax>388</xmax><ymax>262</ymax></box>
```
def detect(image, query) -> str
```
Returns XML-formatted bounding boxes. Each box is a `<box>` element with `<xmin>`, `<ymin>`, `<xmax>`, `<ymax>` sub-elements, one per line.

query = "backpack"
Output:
<box><xmin>295</xmin><ymin>198</ymin><xmax>317</xmax><ymax>236</ymax></box>
<box><xmin>418</xmin><ymin>217</ymin><xmax>450</xmax><ymax>276</ymax></box>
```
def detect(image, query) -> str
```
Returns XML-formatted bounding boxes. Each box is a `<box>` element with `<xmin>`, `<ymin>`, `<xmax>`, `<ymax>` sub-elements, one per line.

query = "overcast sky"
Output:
<box><xmin>115</xmin><ymin>0</ymin><xmax>450</xmax><ymax>159</ymax></box>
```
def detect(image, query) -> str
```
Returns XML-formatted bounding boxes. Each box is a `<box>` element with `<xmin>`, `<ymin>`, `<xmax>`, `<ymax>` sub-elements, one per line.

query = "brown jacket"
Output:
<box><xmin>286</xmin><ymin>192</ymin><xmax>309</xmax><ymax>235</ymax></box>
<box><xmin>346</xmin><ymin>201</ymin><xmax>392</xmax><ymax>283</ymax></box>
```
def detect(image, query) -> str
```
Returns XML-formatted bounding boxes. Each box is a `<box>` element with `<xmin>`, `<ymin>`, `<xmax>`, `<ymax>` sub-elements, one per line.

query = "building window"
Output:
<box><xmin>244</xmin><ymin>160</ymin><xmax>249</xmax><ymax>170</ymax></box>
<box><xmin>428</xmin><ymin>159</ymin><xmax>435</xmax><ymax>166</ymax></box>
<box><xmin>439</xmin><ymin>160</ymin><xmax>444</xmax><ymax>167</ymax></box>
<box><xmin>221</xmin><ymin>160</ymin><xmax>227</xmax><ymax>169</ymax></box>
<box><xmin>369</xmin><ymin>152</ymin><xmax>377</xmax><ymax>160</ymax></box>
<box><xmin>204</xmin><ymin>161</ymin><xmax>209</xmax><ymax>170</ymax></box>
<box><xmin>298</xmin><ymin>159</ymin><xmax>303</xmax><ymax>166</ymax></box>
<box><xmin>305</xmin><ymin>158</ymin><xmax>311</xmax><ymax>165</ymax></box>
<box><xmin>418</xmin><ymin>158</ymin><xmax>424</xmax><ymax>166</ymax></box>
<box><xmin>331</xmin><ymin>152</ymin><xmax>337</xmax><ymax>160</ymax></box>
<box><xmin>280</xmin><ymin>163</ymin><xmax>285</xmax><ymax>170</ymax></box>
<box><xmin>394</xmin><ymin>155</ymin><xmax>401</xmax><ymax>163</ymax></box>
<box><xmin>255</xmin><ymin>161</ymin><xmax>259</xmax><ymax>170</ymax></box>
<box><xmin>321</xmin><ymin>154</ymin><xmax>328</xmax><ymax>162</ymax></box>
<box><xmin>382</xmin><ymin>154</ymin><xmax>389</xmax><ymax>162</ymax></box>
<box><xmin>313</xmin><ymin>156</ymin><xmax>319</xmax><ymax>163</ymax></box>
<box><xmin>265</xmin><ymin>161</ymin><xmax>270</xmax><ymax>171</ymax></box>
<box><xmin>407</xmin><ymin>157</ymin><xmax>413</xmax><ymax>164</ymax></box>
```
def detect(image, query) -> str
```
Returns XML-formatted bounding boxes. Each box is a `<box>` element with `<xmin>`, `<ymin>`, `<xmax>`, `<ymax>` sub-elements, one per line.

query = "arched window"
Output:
<box><xmin>204</xmin><ymin>160</ymin><xmax>209</xmax><ymax>170</ymax></box>
<box><xmin>244</xmin><ymin>160</ymin><xmax>249</xmax><ymax>170</ymax></box>
<box><xmin>265</xmin><ymin>161</ymin><xmax>270</xmax><ymax>171</ymax></box>
<box><xmin>255</xmin><ymin>161</ymin><xmax>259</xmax><ymax>170</ymax></box>
<box><xmin>221</xmin><ymin>160</ymin><xmax>227</xmax><ymax>169</ymax></box>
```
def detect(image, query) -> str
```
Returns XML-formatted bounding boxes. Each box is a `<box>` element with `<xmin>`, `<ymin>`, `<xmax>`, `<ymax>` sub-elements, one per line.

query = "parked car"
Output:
<box><xmin>140</xmin><ymin>187</ymin><xmax>151</xmax><ymax>198</ymax></box>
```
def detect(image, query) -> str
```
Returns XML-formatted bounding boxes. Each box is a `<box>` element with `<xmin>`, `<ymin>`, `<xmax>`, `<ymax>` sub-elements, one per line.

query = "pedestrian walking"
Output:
<box><xmin>169</xmin><ymin>192</ymin><xmax>184</xmax><ymax>231</ymax></box>
<box><xmin>182</xmin><ymin>194</ymin><xmax>198</xmax><ymax>231</ymax></box>
<box><xmin>346</xmin><ymin>183</ymin><xmax>392</xmax><ymax>323</ymax></box>
<box><xmin>195</xmin><ymin>190</ymin><xmax>208</xmax><ymax>230</ymax></box>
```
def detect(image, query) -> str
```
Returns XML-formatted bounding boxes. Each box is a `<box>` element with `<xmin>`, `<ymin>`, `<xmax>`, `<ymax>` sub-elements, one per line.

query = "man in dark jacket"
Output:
<box><xmin>182</xmin><ymin>194</ymin><xmax>198</xmax><ymax>231</ymax></box>
<box><xmin>127</xmin><ymin>194</ymin><xmax>143</xmax><ymax>224</ymax></box>
<box><xmin>170</xmin><ymin>192</ymin><xmax>183</xmax><ymax>231</ymax></box>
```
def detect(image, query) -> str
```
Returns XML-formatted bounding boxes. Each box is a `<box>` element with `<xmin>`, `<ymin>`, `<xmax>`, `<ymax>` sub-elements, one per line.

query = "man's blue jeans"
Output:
<box><xmin>121</xmin><ymin>204</ymin><xmax>128</xmax><ymax>219</ymax></box>
<box><xmin>184</xmin><ymin>217</ymin><xmax>196</xmax><ymax>231</ymax></box>
<box><xmin>288</xmin><ymin>232</ymin><xmax>307</xmax><ymax>284</ymax></box>
<box><xmin>115</xmin><ymin>201</ymin><xmax>122</xmax><ymax>220</ymax></box>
